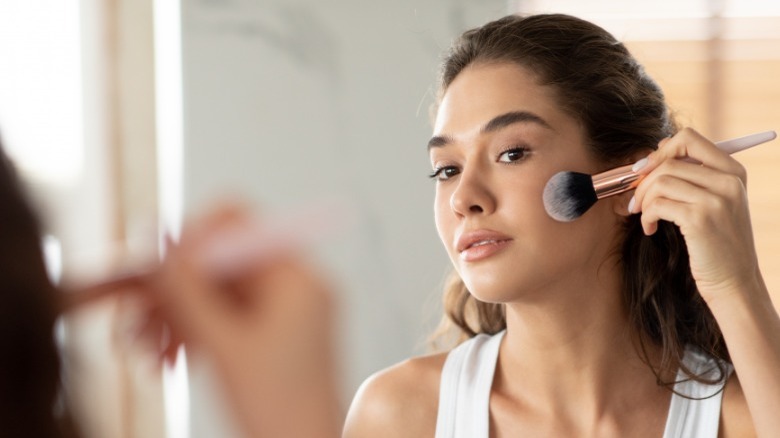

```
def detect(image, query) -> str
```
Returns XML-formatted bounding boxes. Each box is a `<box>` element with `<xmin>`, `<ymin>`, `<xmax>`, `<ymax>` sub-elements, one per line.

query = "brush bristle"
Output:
<box><xmin>543</xmin><ymin>171</ymin><xmax>598</xmax><ymax>222</ymax></box>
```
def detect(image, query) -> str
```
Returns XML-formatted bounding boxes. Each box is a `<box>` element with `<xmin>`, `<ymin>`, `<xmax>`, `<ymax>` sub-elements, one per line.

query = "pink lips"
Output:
<box><xmin>456</xmin><ymin>230</ymin><xmax>513</xmax><ymax>262</ymax></box>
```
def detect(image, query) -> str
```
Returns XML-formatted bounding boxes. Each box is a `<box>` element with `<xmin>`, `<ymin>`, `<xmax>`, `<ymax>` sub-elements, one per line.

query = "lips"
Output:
<box><xmin>456</xmin><ymin>230</ymin><xmax>513</xmax><ymax>262</ymax></box>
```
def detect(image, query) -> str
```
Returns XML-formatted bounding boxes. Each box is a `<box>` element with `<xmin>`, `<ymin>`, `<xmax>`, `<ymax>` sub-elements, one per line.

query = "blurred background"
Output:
<box><xmin>1</xmin><ymin>0</ymin><xmax>778</xmax><ymax>436</ymax></box>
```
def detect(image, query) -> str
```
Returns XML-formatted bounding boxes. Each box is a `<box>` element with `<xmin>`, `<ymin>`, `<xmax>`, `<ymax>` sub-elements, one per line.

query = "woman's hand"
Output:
<box><xmin>630</xmin><ymin>128</ymin><xmax>780</xmax><ymax>437</ymax></box>
<box><xmin>629</xmin><ymin>127</ymin><xmax>761</xmax><ymax>305</ymax></box>
<box><xmin>153</xmin><ymin>204</ymin><xmax>342</xmax><ymax>438</ymax></box>
<box><xmin>65</xmin><ymin>203</ymin><xmax>343</xmax><ymax>438</ymax></box>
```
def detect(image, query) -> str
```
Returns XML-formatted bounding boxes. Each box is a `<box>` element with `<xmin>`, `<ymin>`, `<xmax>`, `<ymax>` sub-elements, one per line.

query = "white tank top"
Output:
<box><xmin>435</xmin><ymin>331</ymin><xmax>732</xmax><ymax>438</ymax></box>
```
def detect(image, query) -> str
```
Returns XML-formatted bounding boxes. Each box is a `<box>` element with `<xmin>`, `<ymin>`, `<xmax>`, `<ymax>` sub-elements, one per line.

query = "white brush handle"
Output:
<box><xmin>196</xmin><ymin>197</ymin><xmax>357</xmax><ymax>276</ymax></box>
<box><xmin>712</xmin><ymin>130</ymin><xmax>776</xmax><ymax>156</ymax></box>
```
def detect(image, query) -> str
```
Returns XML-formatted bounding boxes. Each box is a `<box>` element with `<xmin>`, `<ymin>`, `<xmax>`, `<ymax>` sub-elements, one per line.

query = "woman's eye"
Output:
<box><xmin>498</xmin><ymin>147</ymin><xmax>528</xmax><ymax>163</ymax></box>
<box><xmin>429</xmin><ymin>166</ymin><xmax>460</xmax><ymax>181</ymax></box>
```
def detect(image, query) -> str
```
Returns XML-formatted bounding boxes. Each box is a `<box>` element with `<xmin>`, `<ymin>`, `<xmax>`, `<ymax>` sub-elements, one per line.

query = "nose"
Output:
<box><xmin>449</xmin><ymin>167</ymin><xmax>496</xmax><ymax>218</ymax></box>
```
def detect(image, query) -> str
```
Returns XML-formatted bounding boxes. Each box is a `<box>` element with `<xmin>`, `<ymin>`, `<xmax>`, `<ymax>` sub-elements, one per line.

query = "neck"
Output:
<box><xmin>495</xmin><ymin>262</ymin><xmax>667</xmax><ymax>419</ymax></box>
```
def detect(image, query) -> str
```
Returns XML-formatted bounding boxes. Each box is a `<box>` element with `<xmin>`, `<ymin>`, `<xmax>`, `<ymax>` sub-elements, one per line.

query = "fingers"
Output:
<box><xmin>60</xmin><ymin>274</ymin><xmax>151</xmax><ymax>314</ymax></box>
<box><xmin>155</xmin><ymin>202</ymin><xmax>264</xmax><ymax>337</ymax></box>
<box><xmin>127</xmin><ymin>303</ymin><xmax>185</xmax><ymax>367</ymax></box>
<box><xmin>161</xmin><ymin>329</ymin><xmax>183</xmax><ymax>367</ymax></box>
<box><xmin>58</xmin><ymin>203</ymin><xmax>255</xmax><ymax>315</ymax></box>
<box><xmin>629</xmin><ymin>128</ymin><xmax>749</xmax><ymax>235</ymax></box>
<box><xmin>635</xmin><ymin>178</ymin><xmax>728</xmax><ymax>236</ymax></box>
<box><xmin>154</xmin><ymin>205</ymin><xmax>316</xmax><ymax>347</ymax></box>
<box><xmin>65</xmin><ymin>201</ymin><xmax>333</xmax><ymax>368</ymax></box>
<box><xmin>631</xmin><ymin>157</ymin><xmax>745</xmax><ymax>213</ymax></box>
<box><xmin>153</xmin><ymin>243</ymin><xmax>233</xmax><ymax>350</ymax></box>
<box><xmin>634</xmin><ymin>127</ymin><xmax>747</xmax><ymax>183</ymax></box>
<box><xmin>177</xmin><ymin>202</ymin><xmax>253</xmax><ymax>251</ymax></box>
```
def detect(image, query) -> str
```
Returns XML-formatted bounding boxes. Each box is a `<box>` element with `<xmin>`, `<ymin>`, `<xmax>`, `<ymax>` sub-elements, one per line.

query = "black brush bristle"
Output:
<box><xmin>543</xmin><ymin>171</ymin><xmax>598</xmax><ymax>222</ymax></box>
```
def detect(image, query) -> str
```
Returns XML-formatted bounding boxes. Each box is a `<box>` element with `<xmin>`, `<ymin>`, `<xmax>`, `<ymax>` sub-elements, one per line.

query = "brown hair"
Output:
<box><xmin>433</xmin><ymin>14</ymin><xmax>729</xmax><ymax>389</ymax></box>
<box><xmin>0</xmin><ymin>139</ymin><xmax>79</xmax><ymax>436</ymax></box>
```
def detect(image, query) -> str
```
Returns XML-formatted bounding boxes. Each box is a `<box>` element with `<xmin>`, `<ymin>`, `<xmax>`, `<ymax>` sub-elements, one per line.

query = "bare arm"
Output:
<box><xmin>710</xmin><ymin>279</ymin><xmax>780</xmax><ymax>437</ymax></box>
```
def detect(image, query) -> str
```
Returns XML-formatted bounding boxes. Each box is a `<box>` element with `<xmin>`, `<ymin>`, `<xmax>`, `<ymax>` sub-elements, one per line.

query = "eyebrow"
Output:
<box><xmin>427</xmin><ymin>110</ymin><xmax>553</xmax><ymax>150</ymax></box>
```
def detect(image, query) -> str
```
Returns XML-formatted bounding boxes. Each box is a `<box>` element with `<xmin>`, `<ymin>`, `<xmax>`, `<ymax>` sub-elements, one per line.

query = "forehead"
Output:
<box><xmin>434</xmin><ymin>62</ymin><xmax>566</xmax><ymax>135</ymax></box>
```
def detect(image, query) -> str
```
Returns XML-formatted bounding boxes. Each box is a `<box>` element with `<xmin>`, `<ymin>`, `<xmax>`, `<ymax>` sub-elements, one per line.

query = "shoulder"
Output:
<box><xmin>720</xmin><ymin>373</ymin><xmax>756</xmax><ymax>438</ymax></box>
<box><xmin>343</xmin><ymin>352</ymin><xmax>448</xmax><ymax>438</ymax></box>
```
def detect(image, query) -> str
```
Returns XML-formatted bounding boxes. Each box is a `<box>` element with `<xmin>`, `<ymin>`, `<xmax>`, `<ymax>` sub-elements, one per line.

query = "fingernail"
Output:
<box><xmin>632</xmin><ymin>157</ymin><xmax>649</xmax><ymax>173</ymax></box>
<box><xmin>163</xmin><ymin>233</ymin><xmax>176</xmax><ymax>256</ymax></box>
<box><xmin>627</xmin><ymin>196</ymin><xmax>636</xmax><ymax>214</ymax></box>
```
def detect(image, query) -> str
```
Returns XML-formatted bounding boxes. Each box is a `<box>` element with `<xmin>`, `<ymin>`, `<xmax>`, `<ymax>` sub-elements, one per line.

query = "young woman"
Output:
<box><xmin>344</xmin><ymin>14</ymin><xmax>780</xmax><ymax>437</ymax></box>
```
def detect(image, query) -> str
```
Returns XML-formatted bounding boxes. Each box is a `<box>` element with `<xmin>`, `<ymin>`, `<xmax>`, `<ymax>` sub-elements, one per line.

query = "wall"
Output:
<box><xmin>179</xmin><ymin>0</ymin><xmax>508</xmax><ymax>435</ymax></box>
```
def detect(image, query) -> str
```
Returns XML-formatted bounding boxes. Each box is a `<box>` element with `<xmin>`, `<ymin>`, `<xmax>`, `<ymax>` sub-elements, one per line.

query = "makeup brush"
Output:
<box><xmin>543</xmin><ymin>130</ymin><xmax>777</xmax><ymax>222</ymax></box>
<box><xmin>60</xmin><ymin>197</ymin><xmax>357</xmax><ymax>311</ymax></box>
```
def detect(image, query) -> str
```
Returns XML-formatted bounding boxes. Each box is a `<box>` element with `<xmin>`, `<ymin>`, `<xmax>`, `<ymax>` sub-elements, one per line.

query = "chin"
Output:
<box><xmin>461</xmin><ymin>276</ymin><xmax>523</xmax><ymax>304</ymax></box>
<box><xmin>461</xmin><ymin>266</ymin><xmax>559</xmax><ymax>304</ymax></box>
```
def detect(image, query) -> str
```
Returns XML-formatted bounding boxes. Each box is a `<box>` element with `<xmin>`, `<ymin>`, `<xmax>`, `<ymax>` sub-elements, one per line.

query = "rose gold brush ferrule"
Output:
<box><xmin>592</xmin><ymin>164</ymin><xmax>644</xmax><ymax>199</ymax></box>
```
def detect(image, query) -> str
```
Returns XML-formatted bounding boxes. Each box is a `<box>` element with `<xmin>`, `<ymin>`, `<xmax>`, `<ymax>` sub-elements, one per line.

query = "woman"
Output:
<box><xmin>344</xmin><ymin>14</ymin><xmax>780</xmax><ymax>437</ymax></box>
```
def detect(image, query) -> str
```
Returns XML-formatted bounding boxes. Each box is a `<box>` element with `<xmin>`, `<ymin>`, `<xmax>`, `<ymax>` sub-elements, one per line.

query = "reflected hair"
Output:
<box><xmin>431</xmin><ymin>14</ymin><xmax>729</xmax><ymax>391</ymax></box>
<box><xmin>0</xmin><ymin>137</ymin><xmax>79</xmax><ymax>436</ymax></box>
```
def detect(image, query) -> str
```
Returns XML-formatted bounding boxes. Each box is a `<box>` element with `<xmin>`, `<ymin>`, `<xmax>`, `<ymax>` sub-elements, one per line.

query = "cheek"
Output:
<box><xmin>504</xmin><ymin>175</ymin><xmax>590</xmax><ymax>251</ymax></box>
<box><xmin>433</xmin><ymin>190</ymin><xmax>453</xmax><ymax>247</ymax></box>
<box><xmin>540</xmin><ymin>207</ymin><xmax>624</xmax><ymax>269</ymax></box>
<box><xmin>504</xmin><ymin>173</ymin><xmax>549</xmax><ymax>221</ymax></box>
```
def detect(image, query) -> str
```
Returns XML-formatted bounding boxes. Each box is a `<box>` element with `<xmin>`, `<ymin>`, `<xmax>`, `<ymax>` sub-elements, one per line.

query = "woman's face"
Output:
<box><xmin>431</xmin><ymin>62</ymin><xmax>626</xmax><ymax>303</ymax></box>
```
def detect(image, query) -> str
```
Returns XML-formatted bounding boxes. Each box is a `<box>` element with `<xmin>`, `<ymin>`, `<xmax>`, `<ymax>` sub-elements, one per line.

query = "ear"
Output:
<box><xmin>611</xmin><ymin>190</ymin><xmax>634</xmax><ymax>218</ymax></box>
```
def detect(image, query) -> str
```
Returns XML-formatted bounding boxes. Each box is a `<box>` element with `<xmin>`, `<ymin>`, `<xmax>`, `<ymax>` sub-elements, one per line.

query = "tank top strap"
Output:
<box><xmin>662</xmin><ymin>347</ymin><xmax>734</xmax><ymax>438</ymax></box>
<box><xmin>435</xmin><ymin>331</ymin><xmax>505</xmax><ymax>438</ymax></box>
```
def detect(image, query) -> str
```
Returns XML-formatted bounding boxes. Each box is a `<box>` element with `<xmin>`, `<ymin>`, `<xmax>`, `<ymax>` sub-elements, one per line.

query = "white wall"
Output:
<box><xmin>179</xmin><ymin>0</ymin><xmax>508</xmax><ymax>435</ymax></box>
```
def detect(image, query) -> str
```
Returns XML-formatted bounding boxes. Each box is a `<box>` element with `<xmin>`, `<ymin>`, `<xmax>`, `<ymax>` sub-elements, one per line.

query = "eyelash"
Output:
<box><xmin>428</xmin><ymin>166</ymin><xmax>459</xmax><ymax>181</ymax></box>
<box><xmin>429</xmin><ymin>146</ymin><xmax>531</xmax><ymax>181</ymax></box>
<box><xmin>497</xmin><ymin>146</ymin><xmax>530</xmax><ymax>163</ymax></box>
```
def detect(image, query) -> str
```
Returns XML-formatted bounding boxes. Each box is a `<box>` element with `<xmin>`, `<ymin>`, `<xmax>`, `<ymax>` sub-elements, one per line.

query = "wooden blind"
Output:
<box><xmin>627</xmin><ymin>37</ymin><xmax>780</xmax><ymax>308</ymax></box>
